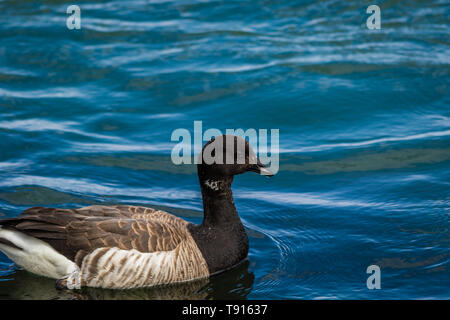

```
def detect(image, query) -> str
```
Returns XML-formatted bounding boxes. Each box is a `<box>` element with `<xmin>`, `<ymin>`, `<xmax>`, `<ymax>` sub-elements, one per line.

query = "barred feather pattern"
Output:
<box><xmin>67</xmin><ymin>236</ymin><xmax>209</xmax><ymax>289</ymax></box>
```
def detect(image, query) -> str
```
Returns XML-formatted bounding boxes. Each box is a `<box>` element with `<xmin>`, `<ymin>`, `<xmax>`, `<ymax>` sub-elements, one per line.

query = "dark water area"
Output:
<box><xmin>0</xmin><ymin>0</ymin><xmax>449</xmax><ymax>299</ymax></box>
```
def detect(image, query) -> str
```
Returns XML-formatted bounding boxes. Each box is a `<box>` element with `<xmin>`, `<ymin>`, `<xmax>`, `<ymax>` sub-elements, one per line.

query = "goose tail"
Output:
<box><xmin>0</xmin><ymin>218</ymin><xmax>24</xmax><ymax>252</ymax></box>
<box><xmin>0</xmin><ymin>218</ymin><xmax>78</xmax><ymax>280</ymax></box>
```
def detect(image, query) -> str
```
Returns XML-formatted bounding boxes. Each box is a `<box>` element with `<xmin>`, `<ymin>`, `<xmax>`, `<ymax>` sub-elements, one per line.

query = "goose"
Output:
<box><xmin>0</xmin><ymin>135</ymin><xmax>273</xmax><ymax>289</ymax></box>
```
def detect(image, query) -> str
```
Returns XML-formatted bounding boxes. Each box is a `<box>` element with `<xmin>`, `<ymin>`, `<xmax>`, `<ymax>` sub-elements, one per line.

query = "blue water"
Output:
<box><xmin>0</xmin><ymin>0</ymin><xmax>449</xmax><ymax>299</ymax></box>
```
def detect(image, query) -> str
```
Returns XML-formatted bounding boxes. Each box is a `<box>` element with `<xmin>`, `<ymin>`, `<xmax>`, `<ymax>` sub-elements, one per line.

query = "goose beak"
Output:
<box><xmin>250</xmin><ymin>161</ymin><xmax>274</xmax><ymax>177</ymax></box>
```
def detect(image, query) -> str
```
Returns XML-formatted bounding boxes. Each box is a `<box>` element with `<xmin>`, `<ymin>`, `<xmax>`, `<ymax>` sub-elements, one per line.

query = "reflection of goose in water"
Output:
<box><xmin>0</xmin><ymin>260</ymin><xmax>254</xmax><ymax>300</ymax></box>
<box><xmin>0</xmin><ymin>135</ymin><xmax>270</xmax><ymax>290</ymax></box>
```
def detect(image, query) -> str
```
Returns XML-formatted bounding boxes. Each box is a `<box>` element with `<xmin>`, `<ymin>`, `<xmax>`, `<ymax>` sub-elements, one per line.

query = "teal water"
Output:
<box><xmin>0</xmin><ymin>0</ymin><xmax>449</xmax><ymax>299</ymax></box>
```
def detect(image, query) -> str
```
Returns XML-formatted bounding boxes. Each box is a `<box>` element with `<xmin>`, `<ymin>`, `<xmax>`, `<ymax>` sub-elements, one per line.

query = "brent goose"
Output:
<box><xmin>0</xmin><ymin>135</ymin><xmax>272</xmax><ymax>289</ymax></box>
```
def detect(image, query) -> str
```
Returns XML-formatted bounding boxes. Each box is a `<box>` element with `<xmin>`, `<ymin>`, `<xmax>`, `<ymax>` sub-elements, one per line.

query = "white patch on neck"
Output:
<box><xmin>204</xmin><ymin>179</ymin><xmax>220</xmax><ymax>191</ymax></box>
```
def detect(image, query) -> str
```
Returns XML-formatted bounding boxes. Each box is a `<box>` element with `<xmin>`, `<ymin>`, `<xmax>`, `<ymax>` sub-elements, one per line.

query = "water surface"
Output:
<box><xmin>0</xmin><ymin>0</ymin><xmax>449</xmax><ymax>299</ymax></box>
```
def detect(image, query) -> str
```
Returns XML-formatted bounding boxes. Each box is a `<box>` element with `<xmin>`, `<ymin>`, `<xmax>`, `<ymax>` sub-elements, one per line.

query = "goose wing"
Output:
<box><xmin>0</xmin><ymin>205</ymin><xmax>189</xmax><ymax>266</ymax></box>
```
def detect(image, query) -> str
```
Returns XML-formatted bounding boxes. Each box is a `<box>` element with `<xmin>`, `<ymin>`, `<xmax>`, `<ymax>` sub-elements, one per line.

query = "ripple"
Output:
<box><xmin>0</xmin><ymin>176</ymin><xmax>200</xmax><ymax>210</ymax></box>
<box><xmin>255</xmin><ymin>225</ymin><xmax>331</xmax><ymax>296</ymax></box>
<box><xmin>237</xmin><ymin>190</ymin><xmax>378</xmax><ymax>208</ymax></box>
<box><xmin>69</xmin><ymin>141</ymin><xmax>173</xmax><ymax>153</ymax></box>
<box><xmin>82</xmin><ymin>17</ymin><xmax>185</xmax><ymax>32</ymax></box>
<box><xmin>0</xmin><ymin>119</ymin><xmax>122</xmax><ymax>141</ymax></box>
<box><xmin>0</xmin><ymin>87</ymin><xmax>85</xmax><ymax>99</ymax></box>
<box><xmin>281</xmin><ymin>130</ymin><xmax>450</xmax><ymax>153</ymax></box>
<box><xmin>282</xmin><ymin>147</ymin><xmax>450</xmax><ymax>174</ymax></box>
<box><xmin>0</xmin><ymin>262</ymin><xmax>15</xmax><ymax>280</ymax></box>
<box><xmin>98</xmin><ymin>48</ymin><xmax>184</xmax><ymax>68</ymax></box>
<box><xmin>0</xmin><ymin>160</ymin><xmax>32</xmax><ymax>171</ymax></box>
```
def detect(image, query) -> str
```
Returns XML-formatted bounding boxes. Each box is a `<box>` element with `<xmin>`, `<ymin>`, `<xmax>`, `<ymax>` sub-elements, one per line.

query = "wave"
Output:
<box><xmin>0</xmin><ymin>87</ymin><xmax>85</xmax><ymax>99</ymax></box>
<box><xmin>281</xmin><ymin>130</ymin><xmax>450</xmax><ymax>153</ymax></box>
<box><xmin>0</xmin><ymin>119</ymin><xmax>121</xmax><ymax>141</ymax></box>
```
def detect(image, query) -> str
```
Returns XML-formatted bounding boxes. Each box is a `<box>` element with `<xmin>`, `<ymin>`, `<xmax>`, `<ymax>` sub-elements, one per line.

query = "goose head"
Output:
<box><xmin>197</xmin><ymin>135</ymin><xmax>273</xmax><ymax>183</ymax></box>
